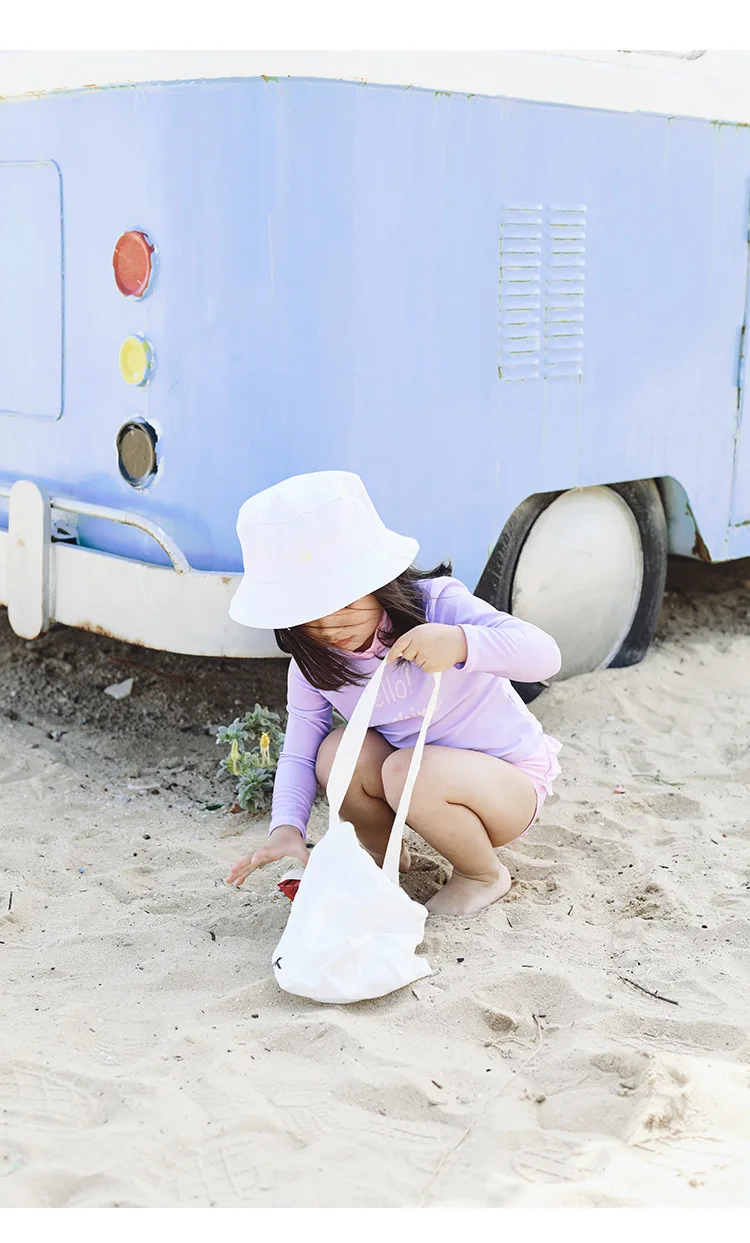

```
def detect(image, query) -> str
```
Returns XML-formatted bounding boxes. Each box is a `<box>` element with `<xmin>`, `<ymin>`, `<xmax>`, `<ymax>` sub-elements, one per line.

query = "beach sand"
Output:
<box><xmin>1</xmin><ymin>556</ymin><xmax>750</xmax><ymax>1207</ymax></box>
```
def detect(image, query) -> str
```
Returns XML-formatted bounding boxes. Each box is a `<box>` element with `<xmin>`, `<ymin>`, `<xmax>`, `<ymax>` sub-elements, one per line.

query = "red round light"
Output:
<box><xmin>113</xmin><ymin>231</ymin><xmax>154</xmax><ymax>298</ymax></box>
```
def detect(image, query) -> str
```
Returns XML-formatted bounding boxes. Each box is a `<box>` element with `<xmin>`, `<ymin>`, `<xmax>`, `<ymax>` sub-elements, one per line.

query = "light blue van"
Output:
<box><xmin>2</xmin><ymin>52</ymin><xmax>749</xmax><ymax>691</ymax></box>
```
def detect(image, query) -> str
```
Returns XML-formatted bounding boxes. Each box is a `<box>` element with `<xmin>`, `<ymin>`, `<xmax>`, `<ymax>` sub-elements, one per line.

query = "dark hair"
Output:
<box><xmin>274</xmin><ymin>561</ymin><xmax>453</xmax><ymax>692</ymax></box>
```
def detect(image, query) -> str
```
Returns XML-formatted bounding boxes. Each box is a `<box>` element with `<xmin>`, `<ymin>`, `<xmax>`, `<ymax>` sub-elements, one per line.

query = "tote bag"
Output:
<box><xmin>272</xmin><ymin>660</ymin><xmax>441</xmax><ymax>1004</ymax></box>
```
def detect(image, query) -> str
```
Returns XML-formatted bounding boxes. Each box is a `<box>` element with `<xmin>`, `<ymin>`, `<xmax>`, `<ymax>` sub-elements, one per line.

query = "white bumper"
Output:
<box><xmin>0</xmin><ymin>479</ymin><xmax>282</xmax><ymax>658</ymax></box>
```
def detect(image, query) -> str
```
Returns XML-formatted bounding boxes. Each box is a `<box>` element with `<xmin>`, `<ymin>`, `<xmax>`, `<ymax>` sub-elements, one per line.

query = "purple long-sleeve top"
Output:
<box><xmin>269</xmin><ymin>576</ymin><xmax>562</xmax><ymax>837</ymax></box>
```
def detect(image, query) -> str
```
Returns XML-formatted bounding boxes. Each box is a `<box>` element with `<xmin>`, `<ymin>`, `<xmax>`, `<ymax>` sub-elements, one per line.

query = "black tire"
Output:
<box><xmin>605</xmin><ymin>480</ymin><xmax>668</xmax><ymax>667</ymax></box>
<box><xmin>474</xmin><ymin>480</ymin><xmax>668</xmax><ymax>702</ymax></box>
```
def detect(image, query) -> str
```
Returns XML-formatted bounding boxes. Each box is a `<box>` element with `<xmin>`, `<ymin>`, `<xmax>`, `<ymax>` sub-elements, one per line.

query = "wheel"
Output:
<box><xmin>475</xmin><ymin>480</ymin><xmax>668</xmax><ymax>702</ymax></box>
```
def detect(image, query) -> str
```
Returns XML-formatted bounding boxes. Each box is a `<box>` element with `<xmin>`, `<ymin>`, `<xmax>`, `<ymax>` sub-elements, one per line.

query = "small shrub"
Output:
<box><xmin>215</xmin><ymin>703</ymin><xmax>285</xmax><ymax>814</ymax></box>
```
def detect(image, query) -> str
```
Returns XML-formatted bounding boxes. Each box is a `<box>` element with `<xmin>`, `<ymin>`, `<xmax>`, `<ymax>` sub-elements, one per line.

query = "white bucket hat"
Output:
<box><xmin>229</xmin><ymin>471</ymin><xmax>419</xmax><ymax>630</ymax></box>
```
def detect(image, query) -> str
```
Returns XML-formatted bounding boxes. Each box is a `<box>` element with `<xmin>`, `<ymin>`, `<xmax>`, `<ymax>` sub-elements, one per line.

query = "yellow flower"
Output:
<box><xmin>260</xmin><ymin>732</ymin><xmax>271</xmax><ymax>766</ymax></box>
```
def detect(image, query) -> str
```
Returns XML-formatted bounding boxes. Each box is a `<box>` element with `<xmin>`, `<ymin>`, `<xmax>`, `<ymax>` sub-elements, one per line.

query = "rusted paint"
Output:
<box><xmin>710</xmin><ymin>118</ymin><xmax>750</xmax><ymax>132</ymax></box>
<box><xmin>677</xmin><ymin>492</ymin><xmax>713</xmax><ymax>562</ymax></box>
<box><xmin>692</xmin><ymin>528</ymin><xmax>712</xmax><ymax>561</ymax></box>
<box><xmin>1</xmin><ymin>81</ymin><xmax>138</xmax><ymax>107</ymax></box>
<box><xmin>74</xmin><ymin>619</ymin><xmax>153</xmax><ymax>650</ymax></box>
<box><xmin>75</xmin><ymin>620</ymin><xmax>121</xmax><ymax>639</ymax></box>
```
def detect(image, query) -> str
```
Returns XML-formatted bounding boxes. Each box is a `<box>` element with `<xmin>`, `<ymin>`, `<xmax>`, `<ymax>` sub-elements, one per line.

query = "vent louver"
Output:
<box><xmin>498</xmin><ymin>204</ymin><xmax>586</xmax><ymax>382</ymax></box>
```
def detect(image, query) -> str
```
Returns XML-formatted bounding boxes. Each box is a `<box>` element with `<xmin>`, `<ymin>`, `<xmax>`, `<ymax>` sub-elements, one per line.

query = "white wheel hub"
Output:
<box><xmin>511</xmin><ymin>487</ymin><xmax>644</xmax><ymax>680</ymax></box>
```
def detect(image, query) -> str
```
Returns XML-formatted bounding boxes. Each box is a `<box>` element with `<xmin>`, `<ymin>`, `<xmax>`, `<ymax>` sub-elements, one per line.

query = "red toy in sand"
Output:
<box><xmin>278</xmin><ymin>877</ymin><xmax>300</xmax><ymax>901</ymax></box>
<box><xmin>277</xmin><ymin>868</ymin><xmax>305</xmax><ymax>901</ymax></box>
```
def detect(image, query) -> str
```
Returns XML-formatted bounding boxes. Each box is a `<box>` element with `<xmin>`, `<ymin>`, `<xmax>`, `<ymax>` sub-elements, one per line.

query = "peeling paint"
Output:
<box><xmin>710</xmin><ymin>118</ymin><xmax>750</xmax><ymax>132</ymax></box>
<box><xmin>692</xmin><ymin>528</ymin><xmax>712</xmax><ymax>561</ymax></box>
<box><xmin>77</xmin><ymin>620</ymin><xmax>120</xmax><ymax>640</ymax></box>
<box><xmin>684</xmin><ymin>497</ymin><xmax>712</xmax><ymax>561</ymax></box>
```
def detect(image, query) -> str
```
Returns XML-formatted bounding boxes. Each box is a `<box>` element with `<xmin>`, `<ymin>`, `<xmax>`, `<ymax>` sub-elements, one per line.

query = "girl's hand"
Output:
<box><xmin>386</xmin><ymin>623</ymin><xmax>468</xmax><ymax>674</ymax></box>
<box><xmin>225</xmin><ymin>824</ymin><xmax>309</xmax><ymax>887</ymax></box>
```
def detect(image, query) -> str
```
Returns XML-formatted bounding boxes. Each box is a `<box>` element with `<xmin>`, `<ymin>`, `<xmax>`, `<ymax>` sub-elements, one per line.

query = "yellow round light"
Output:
<box><xmin>119</xmin><ymin>335</ymin><xmax>153</xmax><ymax>386</ymax></box>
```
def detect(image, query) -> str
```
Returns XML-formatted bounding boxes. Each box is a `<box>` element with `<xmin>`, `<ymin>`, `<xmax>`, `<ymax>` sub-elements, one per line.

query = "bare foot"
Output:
<box><xmin>426</xmin><ymin>862</ymin><xmax>511</xmax><ymax>916</ymax></box>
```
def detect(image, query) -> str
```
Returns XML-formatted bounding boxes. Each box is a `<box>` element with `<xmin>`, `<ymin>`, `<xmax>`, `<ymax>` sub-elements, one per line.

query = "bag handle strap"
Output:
<box><xmin>325</xmin><ymin>659</ymin><xmax>388</xmax><ymax>822</ymax></box>
<box><xmin>326</xmin><ymin>659</ymin><xmax>442</xmax><ymax>885</ymax></box>
<box><xmin>382</xmin><ymin>671</ymin><xmax>441</xmax><ymax>883</ymax></box>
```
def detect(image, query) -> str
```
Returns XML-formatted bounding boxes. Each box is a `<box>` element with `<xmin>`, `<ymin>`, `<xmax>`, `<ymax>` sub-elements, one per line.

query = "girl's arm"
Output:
<box><xmin>430</xmin><ymin>577</ymin><xmax>562</xmax><ymax>682</ymax></box>
<box><xmin>268</xmin><ymin>661</ymin><xmax>333</xmax><ymax>839</ymax></box>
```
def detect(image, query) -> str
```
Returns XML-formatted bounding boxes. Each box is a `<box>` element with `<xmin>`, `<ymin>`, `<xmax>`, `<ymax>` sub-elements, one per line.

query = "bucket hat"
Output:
<box><xmin>229</xmin><ymin>471</ymin><xmax>419</xmax><ymax>630</ymax></box>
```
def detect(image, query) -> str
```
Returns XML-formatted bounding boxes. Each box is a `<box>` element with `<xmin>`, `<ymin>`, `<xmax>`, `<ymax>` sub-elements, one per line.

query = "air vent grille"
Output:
<box><xmin>498</xmin><ymin>204</ymin><xmax>586</xmax><ymax>382</ymax></box>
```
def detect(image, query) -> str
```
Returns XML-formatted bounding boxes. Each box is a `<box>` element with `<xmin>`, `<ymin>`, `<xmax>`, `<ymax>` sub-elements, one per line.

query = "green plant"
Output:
<box><xmin>215</xmin><ymin>703</ymin><xmax>286</xmax><ymax>814</ymax></box>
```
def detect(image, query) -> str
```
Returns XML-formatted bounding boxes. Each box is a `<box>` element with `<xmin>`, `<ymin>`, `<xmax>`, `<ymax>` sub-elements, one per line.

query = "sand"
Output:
<box><xmin>1</xmin><ymin>555</ymin><xmax>750</xmax><ymax>1208</ymax></box>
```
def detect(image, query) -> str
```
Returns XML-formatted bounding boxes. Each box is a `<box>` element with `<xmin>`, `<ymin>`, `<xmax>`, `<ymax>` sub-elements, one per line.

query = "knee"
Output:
<box><xmin>316</xmin><ymin>727</ymin><xmax>394</xmax><ymax>796</ymax></box>
<box><xmin>315</xmin><ymin>726</ymin><xmax>345</xmax><ymax>791</ymax></box>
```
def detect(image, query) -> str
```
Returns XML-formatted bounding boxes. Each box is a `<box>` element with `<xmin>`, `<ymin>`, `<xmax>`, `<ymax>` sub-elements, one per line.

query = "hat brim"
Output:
<box><xmin>229</xmin><ymin>534</ymin><xmax>419</xmax><ymax>630</ymax></box>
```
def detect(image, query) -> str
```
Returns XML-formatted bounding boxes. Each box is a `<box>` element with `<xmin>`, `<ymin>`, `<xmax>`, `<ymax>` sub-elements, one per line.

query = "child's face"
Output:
<box><xmin>303</xmin><ymin>595</ymin><xmax>383</xmax><ymax>653</ymax></box>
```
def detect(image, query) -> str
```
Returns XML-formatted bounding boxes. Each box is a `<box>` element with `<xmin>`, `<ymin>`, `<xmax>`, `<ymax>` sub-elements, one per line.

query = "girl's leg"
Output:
<box><xmin>380</xmin><ymin>745</ymin><xmax>537</xmax><ymax>916</ymax></box>
<box><xmin>315</xmin><ymin>727</ymin><xmax>410</xmax><ymax>871</ymax></box>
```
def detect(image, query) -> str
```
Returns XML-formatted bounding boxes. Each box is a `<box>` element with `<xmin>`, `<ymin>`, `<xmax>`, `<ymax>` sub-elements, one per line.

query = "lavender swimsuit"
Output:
<box><xmin>269</xmin><ymin>576</ymin><xmax>563</xmax><ymax>838</ymax></box>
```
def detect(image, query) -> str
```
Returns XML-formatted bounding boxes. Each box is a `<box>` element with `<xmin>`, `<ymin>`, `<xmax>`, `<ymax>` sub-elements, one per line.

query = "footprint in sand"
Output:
<box><xmin>512</xmin><ymin>1133</ymin><xmax>608</xmax><ymax>1184</ymax></box>
<box><xmin>149</xmin><ymin>1130</ymin><xmax>303</xmax><ymax>1204</ymax></box>
<box><xmin>80</xmin><ymin>1012</ymin><xmax>164</xmax><ymax>1065</ymax></box>
<box><xmin>631</xmin><ymin>1133</ymin><xmax>750</xmax><ymax>1184</ymax></box>
<box><xmin>0</xmin><ymin>1063</ymin><xmax>107</xmax><ymax>1130</ymax></box>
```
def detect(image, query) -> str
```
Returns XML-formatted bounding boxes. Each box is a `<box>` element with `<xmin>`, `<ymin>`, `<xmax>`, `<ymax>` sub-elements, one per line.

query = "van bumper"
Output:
<box><xmin>0</xmin><ymin>479</ymin><xmax>281</xmax><ymax>657</ymax></box>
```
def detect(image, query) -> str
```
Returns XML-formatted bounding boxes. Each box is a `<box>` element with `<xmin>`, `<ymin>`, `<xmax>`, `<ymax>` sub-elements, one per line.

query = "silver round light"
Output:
<box><xmin>116</xmin><ymin>420</ymin><xmax>158</xmax><ymax>488</ymax></box>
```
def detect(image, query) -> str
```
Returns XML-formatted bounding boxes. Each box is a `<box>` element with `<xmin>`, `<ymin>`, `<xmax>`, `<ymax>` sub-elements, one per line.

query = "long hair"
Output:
<box><xmin>274</xmin><ymin>561</ymin><xmax>453</xmax><ymax>692</ymax></box>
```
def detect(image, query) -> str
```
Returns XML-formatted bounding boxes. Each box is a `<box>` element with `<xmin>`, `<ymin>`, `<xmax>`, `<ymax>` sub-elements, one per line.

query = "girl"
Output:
<box><xmin>225</xmin><ymin>470</ymin><xmax>562</xmax><ymax>917</ymax></box>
